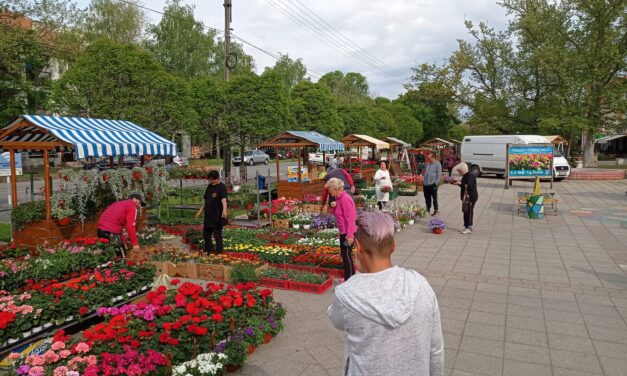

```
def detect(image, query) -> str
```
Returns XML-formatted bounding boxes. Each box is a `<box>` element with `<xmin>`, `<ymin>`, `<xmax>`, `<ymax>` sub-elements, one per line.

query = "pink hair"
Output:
<box><xmin>356</xmin><ymin>211</ymin><xmax>395</xmax><ymax>243</ymax></box>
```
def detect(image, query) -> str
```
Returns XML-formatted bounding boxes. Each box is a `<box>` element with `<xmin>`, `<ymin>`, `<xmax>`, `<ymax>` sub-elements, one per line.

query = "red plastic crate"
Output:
<box><xmin>259</xmin><ymin>277</ymin><xmax>290</xmax><ymax>290</ymax></box>
<box><xmin>288</xmin><ymin>277</ymin><xmax>333</xmax><ymax>294</ymax></box>
<box><xmin>316</xmin><ymin>267</ymin><xmax>344</xmax><ymax>279</ymax></box>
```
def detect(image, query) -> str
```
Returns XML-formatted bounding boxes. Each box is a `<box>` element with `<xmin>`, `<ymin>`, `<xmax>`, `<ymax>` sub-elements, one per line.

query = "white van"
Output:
<box><xmin>461</xmin><ymin>135</ymin><xmax>571</xmax><ymax>180</ymax></box>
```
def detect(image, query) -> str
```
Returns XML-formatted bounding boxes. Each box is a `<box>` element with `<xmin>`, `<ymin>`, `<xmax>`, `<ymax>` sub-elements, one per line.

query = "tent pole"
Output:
<box><xmin>9</xmin><ymin>149</ymin><xmax>18</xmax><ymax>208</ymax></box>
<box><xmin>297</xmin><ymin>148</ymin><xmax>302</xmax><ymax>182</ymax></box>
<box><xmin>43</xmin><ymin>149</ymin><xmax>51</xmax><ymax>220</ymax></box>
<box><xmin>275</xmin><ymin>147</ymin><xmax>280</xmax><ymax>182</ymax></box>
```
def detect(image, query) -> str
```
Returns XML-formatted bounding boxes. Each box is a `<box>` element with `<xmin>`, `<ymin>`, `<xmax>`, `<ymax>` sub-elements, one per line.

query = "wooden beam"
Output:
<box><xmin>9</xmin><ymin>150</ymin><xmax>18</xmax><ymax>208</ymax></box>
<box><xmin>43</xmin><ymin>149</ymin><xmax>51</xmax><ymax>220</ymax></box>
<box><xmin>258</xmin><ymin>142</ymin><xmax>317</xmax><ymax>148</ymax></box>
<box><xmin>0</xmin><ymin>141</ymin><xmax>70</xmax><ymax>149</ymax></box>
<box><xmin>0</xmin><ymin>119</ymin><xmax>32</xmax><ymax>140</ymax></box>
<box><xmin>274</xmin><ymin>147</ymin><xmax>280</xmax><ymax>183</ymax></box>
<box><xmin>297</xmin><ymin>148</ymin><xmax>302</xmax><ymax>183</ymax></box>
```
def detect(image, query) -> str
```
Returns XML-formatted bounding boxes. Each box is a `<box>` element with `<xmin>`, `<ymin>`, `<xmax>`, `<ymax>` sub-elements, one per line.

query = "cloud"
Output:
<box><xmin>79</xmin><ymin>0</ymin><xmax>510</xmax><ymax>98</ymax></box>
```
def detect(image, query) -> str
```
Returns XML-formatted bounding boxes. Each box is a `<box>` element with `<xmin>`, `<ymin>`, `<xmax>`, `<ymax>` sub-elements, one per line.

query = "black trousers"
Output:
<box><xmin>97</xmin><ymin>228</ymin><xmax>126</xmax><ymax>257</ymax></box>
<box><xmin>339</xmin><ymin>234</ymin><xmax>356</xmax><ymax>281</ymax></box>
<box><xmin>463</xmin><ymin>200</ymin><xmax>477</xmax><ymax>228</ymax></box>
<box><xmin>447</xmin><ymin>167</ymin><xmax>453</xmax><ymax>176</ymax></box>
<box><xmin>203</xmin><ymin>226</ymin><xmax>224</xmax><ymax>254</ymax></box>
<box><xmin>423</xmin><ymin>184</ymin><xmax>439</xmax><ymax>212</ymax></box>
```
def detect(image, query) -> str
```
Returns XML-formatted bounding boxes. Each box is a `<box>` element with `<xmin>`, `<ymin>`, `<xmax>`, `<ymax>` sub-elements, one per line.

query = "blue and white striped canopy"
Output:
<box><xmin>285</xmin><ymin>131</ymin><xmax>344</xmax><ymax>152</ymax></box>
<box><xmin>2</xmin><ymin>115</ymin><xmax>176</xmax><ymax>159</ymax></box>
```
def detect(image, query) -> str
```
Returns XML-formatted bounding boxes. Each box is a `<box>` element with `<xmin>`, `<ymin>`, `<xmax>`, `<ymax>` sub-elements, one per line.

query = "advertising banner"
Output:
<box><xmin>507</xmin><ymin>145</ymin><xmax>553</xmax><ymax>178</ymax></box>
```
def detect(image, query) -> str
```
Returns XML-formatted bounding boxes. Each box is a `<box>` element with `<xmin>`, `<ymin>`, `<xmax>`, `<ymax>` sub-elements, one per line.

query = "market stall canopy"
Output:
<box><xmin>595</xmin><ymin>134</ymin><xmax>626</xmax><ymax>144</ymax></box>
<box><xmin>545</xmin><ymin>135</ymin><xmax>569</xmax><ymax>145</ymax></box>
<box><xmin>384</xmin><ymin>137</ymin><xmax>411</xmax><ymax>147</ymax></box>
<box><xmin>258</xmin><ymin>131</ymin><xmax>344</xmax><ymax>151</ymax></box>
<box><xmin>342</xmin><ymin>134</ymin><xmax>390</xmax><ymax>149</ymax></box>
<box><xmin>420</xmin><ymin>137</ymin><xmax>455</xmax><ymax>148</ymax></box>
<box><xmin>0</xmin><ymin>115</ymin><xmax>177</xmax><ymax>159</ymax></box>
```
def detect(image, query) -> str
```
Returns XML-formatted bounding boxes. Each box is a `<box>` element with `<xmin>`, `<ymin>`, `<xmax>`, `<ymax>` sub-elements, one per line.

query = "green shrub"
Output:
<box><xmin>11</xmin><ymin>200</ymin><xmax>46</xmax><ymax>230</ymax></box>
<box><xmin>229</xmin><ymin>263</ymin><xmax>260</xmax><ymax>283</ymax></box>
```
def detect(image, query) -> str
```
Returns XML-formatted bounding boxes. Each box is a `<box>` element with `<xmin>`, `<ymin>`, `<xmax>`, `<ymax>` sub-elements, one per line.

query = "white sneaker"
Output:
<box><xmin>461</xmin><ymin>228</ymin><xmax>472</xmax><ymax>234</ymax></box>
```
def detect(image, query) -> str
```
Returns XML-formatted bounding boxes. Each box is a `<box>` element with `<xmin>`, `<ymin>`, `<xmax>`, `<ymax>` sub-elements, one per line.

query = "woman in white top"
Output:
<box><xmin>373</xmin><ymin>161</ymin><xmax>393</xmax><ymax>210</ymax></box>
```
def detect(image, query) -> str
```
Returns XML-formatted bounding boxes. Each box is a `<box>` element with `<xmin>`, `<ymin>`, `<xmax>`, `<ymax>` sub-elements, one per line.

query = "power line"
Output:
<box><xmin>286</xmin><ymin>0</ymin><xmax>405</xmax><ymax>76</ymax></box>
<box><xmin>266</xmin><ymin>0</ymin><xmax>402</xmax><ymax>77</ymax></box>
<box><xmin>111</xmin><ymin>0</ymin><xmax>322</xmax><ymax>79</ymax></box>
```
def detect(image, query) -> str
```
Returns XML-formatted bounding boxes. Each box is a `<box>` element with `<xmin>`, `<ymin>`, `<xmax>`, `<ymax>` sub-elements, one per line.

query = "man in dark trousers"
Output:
<box><xmin>97</xmin><ymin>193</ymin><xmax>145</xmax><ymax>256</ymax></box>
<box><xmin>195</xmin><ymin>170</ymin><xmax>228</xmax><ymax>254</ymax></box>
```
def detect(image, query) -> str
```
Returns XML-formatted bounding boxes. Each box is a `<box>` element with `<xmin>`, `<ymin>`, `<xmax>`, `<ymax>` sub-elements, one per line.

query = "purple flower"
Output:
<box><xmin>214</xmin><ymin>341</ymin><xmax>227</xmax><ymax>353</ymax></box>
<box><xmin>16</xmin><ymin>365</ymin><xmax>30</xmax><ymax>375</ymax></box>
<box><xmin>243</xmin><ymin>327</ymin><xmax>255</xmax><ymax>337</ymax></box>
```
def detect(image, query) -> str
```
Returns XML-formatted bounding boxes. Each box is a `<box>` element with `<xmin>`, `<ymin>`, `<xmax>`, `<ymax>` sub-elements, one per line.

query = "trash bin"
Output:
<box><xmin>258</xmin><ymin>175</ymin><xmax>266</xmax><ymax>190</ymax></box>
<box><xmin>526</xmin><ymin>195</ymin><xmax>545</xmax><ymax>219</ymax></box>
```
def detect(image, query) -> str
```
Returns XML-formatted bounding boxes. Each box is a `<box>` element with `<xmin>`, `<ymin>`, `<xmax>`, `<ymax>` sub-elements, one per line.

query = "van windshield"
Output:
<box><xmin>553</xmin><ymin>148</ymin><xmax>563</xmax><ymax>157</ymax></box>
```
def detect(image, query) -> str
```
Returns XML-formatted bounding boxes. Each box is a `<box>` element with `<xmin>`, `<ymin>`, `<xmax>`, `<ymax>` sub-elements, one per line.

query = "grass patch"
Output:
<box><xmin>189</xmin><ymin>159</ymin><xmax>223</xmax><ymax>168</ymax></box>
<box><xmin>595</xmin><ymin>164</ymin><xmax>627</xmax><ymax>169</ymax></box>
<box><xmin>0</xmin><ymin>223</ymin><xmax>12</xmax><ymax>243</ymax></box>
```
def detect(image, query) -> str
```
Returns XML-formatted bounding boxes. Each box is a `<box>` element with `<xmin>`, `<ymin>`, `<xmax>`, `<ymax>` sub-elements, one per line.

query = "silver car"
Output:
<box><xmin>233</xmin><ymin>150</ymin><xmax>270</xmax><ymax>166</ymax></box>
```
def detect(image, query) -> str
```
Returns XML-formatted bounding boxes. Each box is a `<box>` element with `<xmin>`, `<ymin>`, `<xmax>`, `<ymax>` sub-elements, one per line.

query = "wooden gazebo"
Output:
<box><xmin>384</xmin><ymin>137</ymin><xmax>411</xmax><ymax>174</ymax></box>
<box><xmin>258</xmin><ymin>131</ymin><xmax>344</xmax><ymax>199</ymax></box>
<box><xmin>0</xmin><ymin>115</ymin><xmax>176</xmax><ymax>247</ymax></box>
<box><xmin>341</xmin><ymin>134</ymin><xmax>390</xmax><ymax>184</ymax></box>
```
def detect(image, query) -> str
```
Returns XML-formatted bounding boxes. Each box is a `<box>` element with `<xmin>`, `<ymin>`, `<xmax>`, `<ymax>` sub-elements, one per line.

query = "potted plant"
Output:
<box><xmin>52</xmin><ymin>206</ymin><xmax>76</xmax><ymax>226</ymax></box>
<box><xmin>353</xmin><ymin>195</ymin><xmax>367</xmax><ymax>208</ymax></box>
<box><xmin>222</xmin><ymin>337</ymin><xmax>247</xmax><ymax>373</ymax></box>
<box><xmin>428</xmin><ymin>218</ymin><xmax>446</xmax><ymax>234</ymax></box>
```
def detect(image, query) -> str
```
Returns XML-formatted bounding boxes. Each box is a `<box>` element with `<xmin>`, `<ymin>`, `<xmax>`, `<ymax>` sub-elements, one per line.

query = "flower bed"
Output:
<box><xmin>0</xmin><ymin>261</ymin><xmax>155</xmax><ymax>344</ymax></box>
<box><xmin>259</xmin><ymin>268</ymin><xmax>333</xmax><ymax>294</ymax></box>
<box><xmin>7</xmin><ymin>282</ymin><xmax>286</xmax><ymax>374</ymax></box>
<box><xmin>0</xmin><ymin>238</ymin><xmax>118</xmax><ymax>292</ymax></box>
<box><xmin>0</xmin><ymin>244</ymin><xmax>30</xmax><ymax>261</ymax></box>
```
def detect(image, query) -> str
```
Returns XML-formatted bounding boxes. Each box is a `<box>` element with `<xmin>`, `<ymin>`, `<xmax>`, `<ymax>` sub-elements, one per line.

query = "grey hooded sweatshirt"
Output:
<box><xmin>328</xmin><ymin>266</ymin><xmax>444</xmax><ymax>376</ymax></box>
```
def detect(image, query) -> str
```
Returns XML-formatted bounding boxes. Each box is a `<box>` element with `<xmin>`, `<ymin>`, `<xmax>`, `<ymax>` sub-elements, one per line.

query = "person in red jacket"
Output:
<box><xmin>97</xmin><ymin>193</ymin><xmax>145</xmax><ymax>254</ymax></box>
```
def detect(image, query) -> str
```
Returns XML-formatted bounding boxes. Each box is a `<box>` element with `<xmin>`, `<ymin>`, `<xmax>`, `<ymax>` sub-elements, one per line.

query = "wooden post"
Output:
<box><xmin>274</xmin><ymin>147</ymin><xmax>280</xmax><ymax>182</ymax></box>
<box><xmin>9</xmin><ymin>149</ymin><xmax>18</xmax><ymax>208</ymax></box>
<box><xmin>109</xmin><ymin>156</ymin><xmax>114</xmax><ymax>169</ymax></box>
<box><xmin>297</xmin><ymin>148</ymin><xmax>302</xmax><ymax>182</ymax></box>
<box><xmin>43</xmin><ymin>149</ymin><xmax>51</xmax><ymax>220</ymax></box>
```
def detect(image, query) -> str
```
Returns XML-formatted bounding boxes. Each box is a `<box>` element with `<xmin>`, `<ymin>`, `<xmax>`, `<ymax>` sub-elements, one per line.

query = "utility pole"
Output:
<box><xmin>222</xmin><ymin>0</ymin><xmax>232</xmax><ymax>180</ymax></box>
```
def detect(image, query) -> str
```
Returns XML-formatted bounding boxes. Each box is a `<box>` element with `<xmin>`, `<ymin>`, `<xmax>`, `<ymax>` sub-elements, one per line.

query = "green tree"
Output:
<box><xmin>226</xmin><ymin>72</ymin><xmax>292</xmax><ymax>179</ymax></box>
<box><xmin>0</xmin><ymin>23</ymin><xmax>47</xmax><ymax>124</ymax></box>
<box><xmin>386</xmin><ymin>102</ymin><xmax>423</xmax><ymax>145</ymax></box>
<box><xmin>290</xmin><ymin>81</ymin><xmax>343</xmax><ymax>139</ymax></box>
<box><xmin>190</xmin><ymin>77</ymin><xmax>225</xmax><ymax>156</ymax></box>
<box><xmin>264</xmin><ymin>53</ymin><xmax>308</xmax><ymax>90</ymax></box>
<box><xmin>50</xmin><ymin>39</ymin><xmax>198</xmax><ymax>137</ymax></box>
<box><xmin>83</xmin><ymin>0</ymin><xmax>146</xmax><ymax>43</ymax></box>
<box><xmin>338</xmin><ymin>105</ymin><xmax>376</xmax><ymax>135</ymax></box>
<box><xmin>146</xmin><ymin>0</ymin><xmax>218</xmax><ymax>77</ymax></box>
<box><xmin>398</xmin><ymin>91</ymin><xmax>458</xmax><ymax>141</ymax></box>
<box><xmin>319</xmin><ymin>71</ymin><xmax>370</xmax><ymax>105</ymax></box>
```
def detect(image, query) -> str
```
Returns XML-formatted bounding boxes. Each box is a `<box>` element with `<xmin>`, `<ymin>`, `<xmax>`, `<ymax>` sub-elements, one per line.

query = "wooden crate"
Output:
<box><xmin>301</xmin><ymin>204</ymin><xmax>319</xmax><ymax>213</ymax></box>
<box><xmin>273</xmin><ymin>218</ymin><xmax>291</xmax><ymax>229</ymax></box>
<box><xmin>197</xmin><ymin>263</ymin><xmax>230</xmax><ymax>281</ymax></box>
<box><xmin>277</xmin><ymin>180</ymin><xmax>325</xmax><ymax>200</ymax></box>
<box><xmin>149</xmin><ymin>261</ymin><xmax>168</xmax><ymax>275</ymax></box>
<box><xmin>166</xmin><ymin>262</ymin><xmax>198</xmax><ymax>278</ymax></box>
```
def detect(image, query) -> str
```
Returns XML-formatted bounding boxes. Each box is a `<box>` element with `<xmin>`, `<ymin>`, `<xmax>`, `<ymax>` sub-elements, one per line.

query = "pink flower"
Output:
<box><xmin>26</xmin><ymin>355</ymin><xmax>45</xmax><ymax>366</ymax></box>
<box><xmin>8</xmin><ymin>352</ymin><xmax>21</xmax><ymax>360</ymax></box>
<box><xmin>59</xmin><ymin>350</ymin><xmax>71</xmax><ymax>359</ymax></box>
<box><xmin>85</xmin><ymin>355</ymin><xmax>97</xmax><ymax>366</ymax></box>
<box><xmin>28</xmin><ymin>366</ymin><xmax>44</xmax><ymax>376</ymax></box>
<box><xmin>51</xmin><ymin>341</ymin><xmax>65</xmax><ymax>351</ymax></box>
<box><xmin>67</xmin><ymin>372</ymin><xmax>80</xmax><ymax>376</ymax></box>
<box><xmin>74</xmin><ymin>342</ymin><xmax>90</xmax><ymax>354</ymax></box>
<box><xmin>43</xmin><ymin>350</ymin><xmax>60</xmax><ymax>363</ymax></box>
<box><xmin>53</xmin><ymin>366</ymin><xmax>69</xmax><ymax>376</ymax></box>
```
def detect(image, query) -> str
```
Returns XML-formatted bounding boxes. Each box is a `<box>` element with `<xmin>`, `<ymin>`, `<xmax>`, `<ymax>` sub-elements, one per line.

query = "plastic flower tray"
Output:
<box><xmin>289</xmin><ymin>277</ymin><xmax>333</xmax><ymax>294</ymax></box>
<box><xmin>259</xmin><ymin>277</ymin><xmax>290</xmax><ymax>290</ymax></box>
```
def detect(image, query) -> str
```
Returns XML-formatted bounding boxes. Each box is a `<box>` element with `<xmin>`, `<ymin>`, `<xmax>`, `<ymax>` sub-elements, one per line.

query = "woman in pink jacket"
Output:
<box><xmin>326</xmin><ymin>177</ymin><xmax>358</xmax><ymax>281</ymax></box>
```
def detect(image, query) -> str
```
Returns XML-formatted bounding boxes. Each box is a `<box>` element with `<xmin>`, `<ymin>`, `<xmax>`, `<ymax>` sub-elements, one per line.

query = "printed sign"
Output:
<box><xmin>0</xmin><ymin>152</ymin><xmax>23</xmax><ymax>177</ymax></box>
<box><xmin>507</xmin><ymin>145</ymin><xmax>553</xmax><ymax>177</ymax></box>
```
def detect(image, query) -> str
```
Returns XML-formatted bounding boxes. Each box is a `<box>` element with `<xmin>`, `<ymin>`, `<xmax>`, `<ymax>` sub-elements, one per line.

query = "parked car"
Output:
<box><xmin>261</xmin><ymin>148</ymin><xmax>287</xmax><ymax>160</ymax></box>
<box><xmin>232</xmin><ymin>150</ymin><xmax>270</xmax><ymax>166</ymax></box>
<box><xmin>308</xmin><ymin>152</ymin><xmax>334</xmax><ymax>165</ymax></box>
<box><xmin>83</xmin><ymin>156</ymin><xmax>141</xmax><ymax>171</ymax></box>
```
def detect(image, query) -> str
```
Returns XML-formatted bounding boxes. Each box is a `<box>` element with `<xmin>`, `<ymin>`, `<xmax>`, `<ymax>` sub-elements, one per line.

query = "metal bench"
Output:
<box><xmin>514</xmin><ymin>192</ymin><xmax>559</xmax><ymax>216</ymax></box>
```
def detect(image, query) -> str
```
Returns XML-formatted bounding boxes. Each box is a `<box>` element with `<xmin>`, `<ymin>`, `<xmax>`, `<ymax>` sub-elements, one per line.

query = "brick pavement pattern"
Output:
<box><xmin>236</xmin><ymin>178</ymin><xmax>627</xmax><ymax>376</ymax></box>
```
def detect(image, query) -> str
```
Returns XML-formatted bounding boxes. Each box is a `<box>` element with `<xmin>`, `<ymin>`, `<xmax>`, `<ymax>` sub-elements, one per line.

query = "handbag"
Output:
<box><xmin>462</xmin><ymin>184</ymin><xmax>471</xmax><ymax>213</ymax></box>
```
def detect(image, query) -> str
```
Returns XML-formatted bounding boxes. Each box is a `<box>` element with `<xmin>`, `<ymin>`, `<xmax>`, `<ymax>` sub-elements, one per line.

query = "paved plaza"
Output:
<box><xmin>237</xmin><ymin>177</ymin><xmax>627</xmax><ymax>376</ymax></box>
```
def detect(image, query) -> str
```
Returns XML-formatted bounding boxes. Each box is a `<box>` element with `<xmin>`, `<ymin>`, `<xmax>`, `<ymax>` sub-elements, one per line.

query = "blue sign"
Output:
<box><xmin>508</xmin><ymin>145</ymin><xmax>553</xmax><ymax>177</ymax></box>
<box><xmin>0</xmin><ymin>152</ymin><xmax>22</xmax><ymax>176</ymax></box>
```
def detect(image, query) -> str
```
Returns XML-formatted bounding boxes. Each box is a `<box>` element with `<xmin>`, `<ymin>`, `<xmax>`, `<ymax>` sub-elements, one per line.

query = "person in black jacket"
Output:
<box><xmin>453</xmin><ymin>163</ymin><xmax>478</xmax><ymax>234</ymax></box>
<box><xmin>195</xmin><ymin>170</ymin><xmax>228</xmax><ymax>253</ymax></box>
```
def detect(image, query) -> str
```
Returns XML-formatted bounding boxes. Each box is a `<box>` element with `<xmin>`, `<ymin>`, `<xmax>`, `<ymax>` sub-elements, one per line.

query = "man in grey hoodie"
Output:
<box><xmin>328</xmin><ymin>211</ymin><xmax>444</xmax><ymax>376</ymax></box>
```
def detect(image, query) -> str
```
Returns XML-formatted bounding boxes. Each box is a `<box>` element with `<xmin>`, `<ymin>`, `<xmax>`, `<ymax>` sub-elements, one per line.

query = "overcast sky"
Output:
<box><xmin>78</xmin><ymin>0</ymin><xmax>510</xmax><ymax>99</ymax></box>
